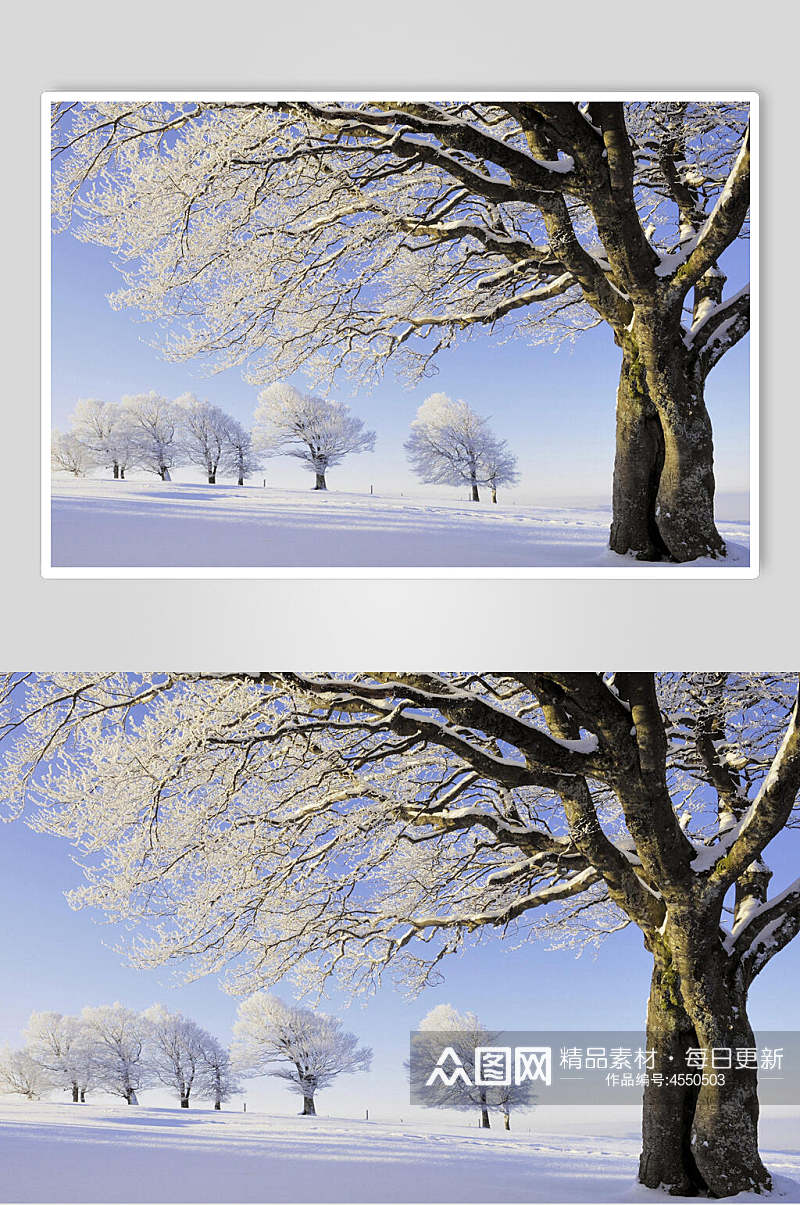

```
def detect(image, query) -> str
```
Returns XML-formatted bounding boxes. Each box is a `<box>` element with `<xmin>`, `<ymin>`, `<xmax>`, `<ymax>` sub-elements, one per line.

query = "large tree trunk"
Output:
<box><xmin>610</xmin><ymin>334</ymin><xmax>726</xmax><ymax>563</ymax></box>
<box><xmin>214</xmin><ymin>1099</ymin><xmax>221</xmax><ymax>1110</ymax></box>
<box><xmin>120</xmin><ymin>467</ymin><xmax>125</xmax><ymax>480</ymax></box>
<box><xmin>470</xmin><ymin>477</ymin><xmax>480</xmax><ymax>502</ymax></box>
<box><xmin>208</xmin><ymin>473</ymin><xmax>216</xmax><ymax>484</ymax></box>
<box><xmin>610</xmin><ymin>351</ymin><xmax>668</xmax><ymax>561</ymax></box>
<box><xmin>502</xmin><ymin>1112</ymin><xmax>510</xmax><ymax>1130</ymax></box>
<box><xmin>302</xmin><ymin>1094</ymin><xmax>316</xmax><ymax>1115</ymax></box>
<box><xmin>71</xmin><ymin>1083</ymin><xmax>79</xmax><ymax>1103</ymax></box>
<box><xmin>180</xmin><ymin>1096</ymin><xmax>189</xmax><ymax>1108</ymax></box>
<box><xmin>678</xmin><ymin>954</ymin><xmax>770</xmax><ymax>1197</ymax></box>
<box><xmin>638</xmin><ymin>955</ymin><xmax>704</xmax><ymax>1196</ymax></box>
<box><xmin>113</xmin><ymin>463</ymin><xmax>119</xmax><ymax>480</ymax></box>
<box><xmin>314</xmin><ymin>473</ymin><xmax>327</xmax><ymax>491</ymax></box>
<box><xmin>641</xmin><ymin>935</ymin><xmax>772</xmax><ymax>1198</ymax></box>
<box><xmin>80</xmin><ymin>1090</ymin><xmax>85</xmax><ymax>1103</ymax></box>
<box><xmin>237</xmin><ymin>475</ymin><xmax>244</xmax><ymax>486</ymax></box>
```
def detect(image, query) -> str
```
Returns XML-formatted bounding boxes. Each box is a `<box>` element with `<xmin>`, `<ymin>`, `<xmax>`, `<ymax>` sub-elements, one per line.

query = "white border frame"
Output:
<box><xmin>41</xmin><ymin>91</ymin><xmax>758</xmax><ymax>580</ymax></box>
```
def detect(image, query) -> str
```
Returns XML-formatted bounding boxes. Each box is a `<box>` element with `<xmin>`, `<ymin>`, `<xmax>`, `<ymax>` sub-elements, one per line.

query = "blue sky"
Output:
<box><xmin>2</xmin><ymin>800</ymin><xmax>796</xmax><ymax>1119</ymax></box>
<box><xmin>51</xmin><ymin>230</ymin><xmax>751</xmax><ymax>514</ymax></box>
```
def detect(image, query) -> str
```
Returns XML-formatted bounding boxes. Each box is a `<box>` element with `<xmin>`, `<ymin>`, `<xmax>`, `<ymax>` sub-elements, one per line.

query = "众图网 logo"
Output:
<box><xmin>425</xmin><ymin>1046</ymin><xmax>552</xmax><ymax>1088</ymax></box>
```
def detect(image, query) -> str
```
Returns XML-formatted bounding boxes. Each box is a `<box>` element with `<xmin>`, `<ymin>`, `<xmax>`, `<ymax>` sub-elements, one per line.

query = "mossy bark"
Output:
<box><xmin>638</xmin><ymin>955</ymin><xmax>704</xmax><ymax>1196</ymax></box>
<box><xmin>610</xmin><ymin>328</ymin><xmax>726</xmax><ymax>563</ymax></box>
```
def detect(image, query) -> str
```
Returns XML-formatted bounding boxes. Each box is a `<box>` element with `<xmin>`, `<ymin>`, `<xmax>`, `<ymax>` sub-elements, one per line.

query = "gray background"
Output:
<box><xmin>1</xmin><ymin>1</ymin><xmax>793</xmax><ymax>668</ymax></box>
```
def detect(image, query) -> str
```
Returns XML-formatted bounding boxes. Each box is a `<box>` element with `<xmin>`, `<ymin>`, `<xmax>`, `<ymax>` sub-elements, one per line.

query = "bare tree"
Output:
<box><xmin>232</xmin><ymin>993</ymin><xmax>372</xmax><ymax>1115</ymax></box>
<box><xmin>222</xmin><ymin>420</ymin><xmax>260</xmax><ymax>487</ymax></box>
<box><xmin>51</xmin><ymin>431</ymin><xmax>93</xmax><ymax>477</ymax></box>
<box><xmin>51</xmin><ymin>101</ymin><xmax>750</xmax><ymax>561</ymax></box>
<box><xmin>405</xmin><ymin>394</ymin><xmax>497</xmax><ymax>502</ymax></box>
<box><xmin>0</xmin><ymin>1048</ymin><xmax>54</xmax><ymax>1099</ymax></box>
<box><xmin>196</xmin><ymin>1034</ymin><xmax>240</xmax><ymax>1110</ymax></box>
<box><xmin>1</xmin><ymin>673</ymin><xmax>797</xmax><ymax>1196</ymax></box>
<box><xmin>480</xmin><ymin>438</ymin><xmax>519</xmax><ymax>504</ymax></box>
<box><xmin>120</xmin><ymin>393</ymin><xmax>183</xmax><ymax>481</ymax></box>
<box><xmin>68</xmin><ymin>399</ymin><xmax>133</xmax><ymax>480</ymax></box>
<box><xmin>80</xmin><ymin>1004</ymin><xmax>152</xmax><ymax>1104</ymax></box>
<box><xmin>175</xmin><ymin>395</ymin><xmax>235</xmax><ymax>485</ymax></box>
<box><xmin>24</xmin><ymin>1012</ymin><xmax>95</xmax><ymax>1103</ymax></box>
<box><xmin>142</xmin><ymin>1004</ymin><xmax>208</xmax><ymax>1108</ymax></box>
<box><xmin>253</xmin><ymin>383</ymin><xmax>375</xmax><ymax>490</ymax></box>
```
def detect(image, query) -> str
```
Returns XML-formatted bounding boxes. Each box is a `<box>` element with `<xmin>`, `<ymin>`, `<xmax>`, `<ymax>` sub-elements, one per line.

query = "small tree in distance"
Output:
<box><xmin>414</xmin><ymin>1003</ymin><xmax>535</xmax><ymax>1130</ymax></box>
<box><xmin>481</xmin><ymin>439</ymin><xmax>519</xmax><ymax>504</ymax></box>
<box><xmin>253</xmin><ymin>383</ymin><xmax>375</xmax><ymax>491</ymax></box>
<box><xmin>197</xmin><ymin>1034</ymin><xmax>240</xmax><ymax>1110</ymax></box>
<box><xmin>143</xmin><ymin>1004</ymin><xmax>209</xmax><ymax>1108</ymax></box>
<box><xmin>405</xmin><ymin>394</ymin><xmax>516</xmax><ymax>503</ymax></box>
<box><xmin>0</xmin><ymin>1048</ymin><xmax>54</xmax><ymax>1100</ymax></box>
<box><xmin>51</xmin><ymin>431</ymin><xmax>94</xmax><ymax>477</ymax></box>
<box><xmin>80</xmin><ymin>1003</ymin><xmax>151</xmax><ymax>1104</ymax></box>
<box><xmin>232</xmin><ymin>993</ymin><xmax>372</xmax><ymax>1116</ymax></box>
<box><xmin>121</xmin><ymin>393</ymin><xmax>183</xmax><ymax>482</ymax></box>
<box><xmin>24</xmin><ymin>1012</ymin><xmax>94</xmax><ymax>1103</ymax></box>
<box><xmin>223</xmin><ymin>420</ymin><xmax>260</xmax><ymax>487</ymax></box>
<box><xmin>175</xmin><ymin>395</ymin><xmax>234</xmax><ymax>485</ymax></box>
<box><xmin>69</xmin><ymin>398</ymin><xmax>133</xmax><ymax>480</ymax></box>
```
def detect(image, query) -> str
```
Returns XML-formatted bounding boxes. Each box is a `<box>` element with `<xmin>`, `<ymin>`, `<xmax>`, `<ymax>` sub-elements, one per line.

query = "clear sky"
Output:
<box><xmin>1</xmin><ymin>799</ymin><xmax>796</xmax><ymax>1120</ymax></box>
<box><xmin>51</xmin><ymin>229</ymin><xmax>751</xmax><ymax>516</ymax></box>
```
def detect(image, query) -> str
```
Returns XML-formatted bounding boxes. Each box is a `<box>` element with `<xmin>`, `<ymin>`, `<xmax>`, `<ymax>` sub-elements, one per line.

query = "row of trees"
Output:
<box><xmin>0</xmin><ymin>996</ymin><xmax>371</xmax><ymax>1118</ymax></box>
<box><xmin>0</xmin><ymin>995</ymin><xmax>528</xmax><ymax>1129</ymax></box>
<box><xmin>51</xmin><ymin>394</ymin><xmax>259</xmax><ymax>485</ymax></box>
<box><xmin>53</xmin><ymin>386</ymin><xmax>519</xmax><ymax>500</ymax></box>
<box><xmin>0</xmin><ymin>1005</ymin><xmax>238</xmax><ymax>1108</ymax></box>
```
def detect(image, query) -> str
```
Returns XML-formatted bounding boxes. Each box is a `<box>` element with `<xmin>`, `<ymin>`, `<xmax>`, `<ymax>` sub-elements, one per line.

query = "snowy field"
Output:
<box><xmin>0</xmin><ymin>1103</ymin><xmax>797</xmax><ymax>1204</ymax></box>
<box><xmin>49</xmin><ymin>480</ymin><xmax>751</xmax><ymax>572</ymax></box>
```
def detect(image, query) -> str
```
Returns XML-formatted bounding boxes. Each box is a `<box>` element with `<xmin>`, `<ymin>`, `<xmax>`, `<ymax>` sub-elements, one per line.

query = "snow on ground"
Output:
<box><xmin>49</xmin><ymin>480</ymin><xmax>751</xmax><ymax>571</ymax></box>
<box><xmin>0</xmin><ymin>1102</ymin><xmax>797</xmax><ymax>1204</ymax></box>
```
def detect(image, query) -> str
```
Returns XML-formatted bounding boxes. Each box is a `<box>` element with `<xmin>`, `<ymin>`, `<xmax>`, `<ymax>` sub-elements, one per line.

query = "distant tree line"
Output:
<box><xmin>51</xmin><ymin>394</ymin><xmax>260</xmax><ymax>486</ymax></box>
<box><xmin>0</xmin><ymin>996</ymin><xmax>371</xmax><ymax>1117</ymax></box>
<box><xmin>52</xmin><ymin>387</ymin><xmax>520</xmax><ymax>501</ymax></box>
<box><xmin>0</xmin><ymin>1004</ymin><xmax>239</xmax><ymax>1108</ymax></box>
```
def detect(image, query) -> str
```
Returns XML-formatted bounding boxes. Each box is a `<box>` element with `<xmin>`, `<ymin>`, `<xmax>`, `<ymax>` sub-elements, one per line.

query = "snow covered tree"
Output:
<box><xmin>175</xmin><ymin>395</ymin><xmax>235</xmax><ymax>484</ymax></box>
<box><xmin>196</xmin><ymin>1034</ymin><xmax>240</xmax><ymax>1110</ymax></box>
<box><xmin>120</xmin><ymin>393</ymin><xmax>183</xmax><ymax>481</ymax></box>
<box><xmin>1</xmin><ymin>673</ymin><xmax>798</xmax><ymax>1196</ymax></box>
<box><xmin>142</xmin><ymin>1004</ymin><xmax>209</xmax><ymax>1108</ymax></box>
<box><xmin>414</xmin><ymin>1004</ymin><xmax>536</xmax><ymax>1129</ymax></box>
<box><xmin>253</xmin><ymin>383</ymin><xmax>375</xmax><ymax>490</ymax></box>
<box><xmin>232</xmin><ymin>994</ymin><xmax>372</xmax><ymax>1115</ymax></box>
<box><xmin>221</xmin><ymin>420</ymin><xmax>260</xmax><ymax>487</ymax></box>
<box><xmin>405</xmin><ymin>394</ymin><xmax>511</xmax><ymax>502</ymax></box>
<box><xmin>68</xmin><ymin>398</ymin><xmax>133</xmax><ymax>480</ymax></box>
<box><xmin>24</xmin><ymin>1012</ymin><xmax>95</xmax><ymax>1103</ymax></box>
<box><xmin>415</xmin><ymin>1004</ymin><xmax>495</xmax><ymax>1128</ymax></box>
<box><xmin>51</xmin><ymin>430</ymin><xmax>93</xmax><ymax>477</ymax></box>
<box><xmin>0</xmin><ymin>1047</ymin><xmax>54</xmax><ymax>1099</ymax></box>
<box><xmin>80</xmin><ymin>1004</ymin><xmax>152</xmax><ymax>1104</ymax></box>
<box><xmin>480</xmin><ymin>438</ymin><xmax>519</xmax><ymax>504</ymax></box>
<box><xmin>51</xmin><ymin>101</ymin><xmax>750</xmax><ymax>561</ymax></box>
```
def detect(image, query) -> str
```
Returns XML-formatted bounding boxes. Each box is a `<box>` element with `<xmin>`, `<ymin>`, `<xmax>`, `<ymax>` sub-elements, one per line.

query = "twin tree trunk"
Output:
<box><xmin>302</xmin><ymin>1094</ymin><xmax>316</xmax><ymax>1115</ymax></box>
<box><xmin>609</xmin><ymin>331</ymin><xmax>725</xmax><ymax>564</ymax></box>
<box><xmin>639</xmin><ymin>950</ymin><xmax>769</xmax><ymax>1198</ymax></box>
<box><xmin>314</xmin><ymin>473</ymin><xmax>327</xmax><ymax>491</ymax></box>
